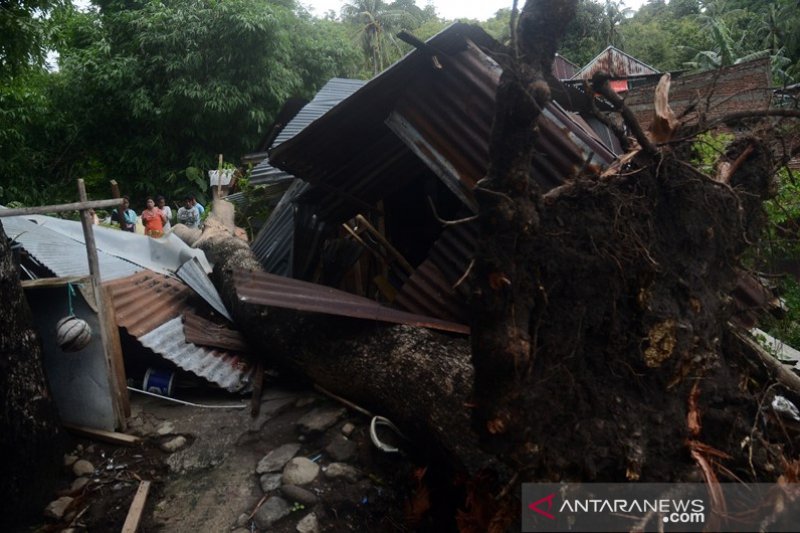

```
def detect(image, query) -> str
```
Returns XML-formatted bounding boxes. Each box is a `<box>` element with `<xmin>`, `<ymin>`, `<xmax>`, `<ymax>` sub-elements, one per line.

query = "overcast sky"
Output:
<box><xmin>300</xmin><ymin>0</ymin><xmax>649</xmax><ymax>21</ymax></box>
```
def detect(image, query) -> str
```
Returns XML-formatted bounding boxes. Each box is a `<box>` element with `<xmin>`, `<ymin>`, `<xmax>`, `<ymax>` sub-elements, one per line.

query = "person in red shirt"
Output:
<box><xmin>141</xmin><ymin>196</ymin><xmax>167</xmax><ymax>237</ymax></box>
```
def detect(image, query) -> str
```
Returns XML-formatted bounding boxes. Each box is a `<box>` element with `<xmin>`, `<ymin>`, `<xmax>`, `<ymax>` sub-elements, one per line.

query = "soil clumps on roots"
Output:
<box><xmin>492</xmin><ymin>139</ymin><xmax>796</xmax><ymax>484</ymax></box>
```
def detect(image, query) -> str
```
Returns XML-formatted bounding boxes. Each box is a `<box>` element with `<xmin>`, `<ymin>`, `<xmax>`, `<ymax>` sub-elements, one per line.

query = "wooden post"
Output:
<box><xmin>77</xmin><ymin>180</ymin><xmax>129</xmax><ymax>426</ymax></box>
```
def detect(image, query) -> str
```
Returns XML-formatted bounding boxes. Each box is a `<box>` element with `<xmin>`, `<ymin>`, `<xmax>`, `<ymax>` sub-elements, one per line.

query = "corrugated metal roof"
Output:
<box><xmin>140</xmin><ymin>318</ymin><xmax>254</xmax><ymax>393</ymax></box>
<box><xmin>2</xmin><ymin>213</ymin><xmax>142</xmax><ymax>281</ymax></box>
<box><xmin>572</xmin><ymin>46</ymin><xmax>660</xmax><ymax>80</ymax></box>
<box><xmin>269</xmin><ymin>23</ymin><xmax>615</xmax><ymax>225</ymax></box>
<box><xmin>177</xmin><ymin>257</ymin><xmax>232</xmax><ymax>321</ymax></box>
<box><xmin>105</xmin><ymin>271</ymin><xmax>253</xmax><ymax>392</ymax></box>
<box><xmin>394</xmin><ymin>258</ymin><xmax>468</xmax><ymax>322</ymax></box>
<box><xmin>274</xmin><ymin>78</ymin><xmax>367</xmax><ymax>148</ymax></box>
<box><xmin>394</xmin><ymin>219</ymin><xmax>477</xmax><ymax>320</ymax></box>
<box><xmin>553</xmin><ymin>53</ymin><xmax>578</xmax><ymax>80</ymax></box>
<box><xmin>625</xmin><ymin>58</ymin><xmax>772</xmax><ymax>132</ymax></box>
<box><xmin>250</xmin><ymin>78</ymin><xmax>366</xmax><ymax>186</ymax></box>
<box><xmin>1</xmin><ymin>211</ymin><xmax>211</xmax><ymax>277</ymax></box>
<box><xmin>250</xmin><ymin>179</ymin><xmax>311</xmax><ymax>276</ymax></box>
<box><xmin>233</xmin><ymin>269</ymin><xmax>469</xmax><ymax>334</ymax></box>
<box><xmin>105</xmin><ymin>271</ymin><xmax>191</xmax><ymax>337</ymax></box>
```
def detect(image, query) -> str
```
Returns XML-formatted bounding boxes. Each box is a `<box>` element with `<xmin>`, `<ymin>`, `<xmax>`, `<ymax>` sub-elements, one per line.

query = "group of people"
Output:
<box><xmin>112</xmin><ymin>194</ymin><xmax>205</xmax><ymax>237</ymax></box>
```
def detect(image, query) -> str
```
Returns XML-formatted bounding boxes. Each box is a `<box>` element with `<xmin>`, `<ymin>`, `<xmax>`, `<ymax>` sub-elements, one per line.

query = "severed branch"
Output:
<box><xmin>582</xmin><ymin>79</ymin><xmax>631</xmax><ymax>151</ymax></box>
<box><xmin>591</xmin><ymin>72</ymin><xmax>658</xmax><ymax>155</ymax></box>
<box><xmin>705</xmin><ymin>109</ymin><xmax>800</xmax><ymax>130</ymax></box>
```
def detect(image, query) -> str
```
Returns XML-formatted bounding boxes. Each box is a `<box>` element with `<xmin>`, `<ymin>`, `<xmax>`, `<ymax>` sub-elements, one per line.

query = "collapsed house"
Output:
<box><xmin>245</xmin><ymin>23</ymin><xmax>617</xmax><ymax>326</ymax></box>
<box><xmin>1</xmin><ymin>212</ymin><xmax>255</xmax><ymax>430</ymax></box>
<box><xmin>244</xmin><ymin>24</ymin><xmax>779</xmax><ymax>333</ymax></box>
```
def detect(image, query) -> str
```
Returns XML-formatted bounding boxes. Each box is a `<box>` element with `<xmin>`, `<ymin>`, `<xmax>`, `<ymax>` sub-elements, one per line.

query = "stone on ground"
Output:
<box><xmin>296</xmin><ymin>408</ymin><xmax>346</xmax><ymax>435</ymax></box>
<box><xmin>324</xmin><ymin>462</ymin><xmax>361</xmax><ymax>483</ymax></box>
<box><xmin>44</xmin><ymin>496</ymin><xmax>73</xmax><ymax>520</ymax></box>
<box><xmin>253</xmin><ymin>496</ymin><xmax>290</xmax><ymax>529</ymax></box>
<box><xmin>282</xmin><ymin>457</ymin><xmax>319</xmax><ymax>486</ymax></box>
<box><xmin>256</xmin><ymin>443</ymin><xmax>301</xmax><ymax>474</ymax></box>
<box><xmin>72</xmin><ymin>460</ymin><xmax>94</xmax><ymax>477</ymax></box>
<box><xmin>296</xmin><ymin>512</ymin><xmax>320</xmax><ymax>533</ymax></box>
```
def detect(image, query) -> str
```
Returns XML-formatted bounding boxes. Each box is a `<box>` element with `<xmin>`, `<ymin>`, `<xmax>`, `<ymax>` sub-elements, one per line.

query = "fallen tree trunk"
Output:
<box><xmin>0</xmin><ymin>221</ymin><xmax>66</xmax><ymax>530</ymax></box>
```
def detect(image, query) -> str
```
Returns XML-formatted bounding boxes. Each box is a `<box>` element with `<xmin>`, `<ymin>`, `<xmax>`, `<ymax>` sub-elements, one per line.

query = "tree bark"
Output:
<box><xmin>0</xmin><ymin>221</ymin><xmax>66</xmax><ymax>530</ymax></box>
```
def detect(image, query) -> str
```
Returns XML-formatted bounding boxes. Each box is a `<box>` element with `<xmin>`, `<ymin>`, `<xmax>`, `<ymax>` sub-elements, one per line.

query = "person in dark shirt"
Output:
<box><xmin>110</xmin><ymin>196</ymin><xmax>137</xmax><ymax>232</ymax></box>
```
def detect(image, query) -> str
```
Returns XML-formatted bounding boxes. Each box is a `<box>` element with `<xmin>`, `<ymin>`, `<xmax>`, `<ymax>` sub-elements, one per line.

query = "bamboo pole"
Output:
<box><xmin>0</xmin><ymin>199</ymin><xmax>122</xmax><ymax>218</ymax></box>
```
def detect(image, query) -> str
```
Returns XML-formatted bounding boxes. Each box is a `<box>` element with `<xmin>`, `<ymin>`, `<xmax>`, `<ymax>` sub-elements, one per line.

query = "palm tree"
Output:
<box><xmin>341</xmin><ymin>0</ymin><xmax>422</xmax><ymax>76</ymax></box>
<box><xmin>602</xmin><ymin>0</ymin><xmax>632</xmax><ymax>47</ymax></box>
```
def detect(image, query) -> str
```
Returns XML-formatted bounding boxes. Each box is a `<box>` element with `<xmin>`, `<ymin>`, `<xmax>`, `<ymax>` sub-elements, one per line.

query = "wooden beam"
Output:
<box><xmin>103</xmin><ymin>285</ymin><xmax>130</xmax><ymax>418</ymax></box>
<box><xmin>63</xmin><ymin>424</ymin><xmax>140</xmax><ymax>446</ymax></box>
<box><xmin>355</xmin><ymin>214</ymin><xmax>415</xmax><ymax>276</ymax></box>
<box><xmin>121</xmin><ymin>480</ymin><xmax>151</xmax><ymax>533</ymax></box>
<box><xmin>0</xmin><ymin>198</ymin><xmax>122</xmax><ymax>218</ymax></box>
<box><xmin>20</xmin><ymin>276</ymin><xmax>92</xmax><ymax>289</ymax></box>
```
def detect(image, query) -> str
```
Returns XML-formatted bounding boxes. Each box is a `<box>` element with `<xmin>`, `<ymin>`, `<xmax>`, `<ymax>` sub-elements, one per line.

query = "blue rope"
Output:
<box><xmin>67</xmin><ymin>283</ymin><xmax>75</xmax><ymax>316</ymax></box>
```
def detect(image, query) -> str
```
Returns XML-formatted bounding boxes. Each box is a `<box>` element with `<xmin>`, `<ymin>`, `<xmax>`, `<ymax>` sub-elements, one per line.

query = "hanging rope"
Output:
<box><xmin>67</xmin><ymin>283</ymin><xmax>76</xmax><ymax>316</ymax></box>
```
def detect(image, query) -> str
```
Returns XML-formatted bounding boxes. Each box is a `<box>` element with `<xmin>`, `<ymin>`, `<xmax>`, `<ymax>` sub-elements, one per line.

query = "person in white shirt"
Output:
<box><xmin>177</xmin><ymin>196</ymin><xmax>200</xmax><ymax>229</ymax></box>
<box><xmin>156</xmin><ymin>195</ymin><xmax>172</xmax><ymax>232</ymax></box>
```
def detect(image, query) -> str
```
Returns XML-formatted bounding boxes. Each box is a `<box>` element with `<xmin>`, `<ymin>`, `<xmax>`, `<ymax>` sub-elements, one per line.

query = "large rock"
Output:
<box><xmin>325</xmin><ymin>435</ymin><xmax>356</xmax><ymax>462</ymax></box>
<box><xmin>259</xmin><ymin>473</ymin><xmax>282</xmax><ymax>493</ymax></box>
<box><xmin>296</xmin><ymin>512</ymin><xmax>320</xmax><ymax>533</ymax></box>
<box><xmin>253</xmin><ymin>496</ymin><xmax>290</xmax><ymax>529</ymax></box>
<box><xmin>70</xmin><ymin>477</ymin><xmax>90</xmax><ymax>492</ymax></box>
<box><xmin>281</xmin><ymin>484</ymin><xmax>318</xmax><ymax>505</ymax></box>
<box><xmin>282</xmin><ymin>457</ymin><xmax>319</xmax><ymax>486</ymax></box>
<box><xmin>324</xmin><ymin>462</ymin><xmax>361</xmax><ymax>483</ymax></box>
<box><xmin>72</xmin><ymin>460</ymin><xmax>94</xmax><ymax>477</ymax></box>
<box><xmin>256</xmin><ymin>443</ymin><xmax>301</xmax><ymax>474</ymax></box>
<box><xmin>296</xmin><ymin>407</ymin><xmax>346</xmax><ymax>435</ymax></box>
<box><xmin>44</xmin><ymin>496</ymin><xmax>73</xmax><ymax>520</ymax></box>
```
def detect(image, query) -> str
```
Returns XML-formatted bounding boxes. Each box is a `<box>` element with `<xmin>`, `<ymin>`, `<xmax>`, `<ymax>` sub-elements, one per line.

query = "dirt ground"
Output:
<box><xmin>35</xmin><ymin>380</ymin><xmax>449</xmax><ymax>533</ymax></box>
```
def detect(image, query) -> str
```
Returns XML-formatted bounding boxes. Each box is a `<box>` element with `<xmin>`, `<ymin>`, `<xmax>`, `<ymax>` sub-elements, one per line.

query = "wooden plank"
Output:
<box><xmin>0</xmin><ymin>198</ymin><xmax>122</xmax><ymax>218</ymax></box>
<box><xmin>103</xmin><ymin>285</ymin><xmax>130</xmax><ymax>418</ymax></box>
<box><xmin>121</xmin><ymin>480</ymin><xmax>151</xmax><ymax>533</ymax></box>
<box><xmin>21</xmin><ymin>276</ymin><xmax>91</xmax><ymax>289</ymax></box>
<box><xmin>63</xmin><ymin>424</ymin><xmax>140</xmax><ymax>446</ymax></box>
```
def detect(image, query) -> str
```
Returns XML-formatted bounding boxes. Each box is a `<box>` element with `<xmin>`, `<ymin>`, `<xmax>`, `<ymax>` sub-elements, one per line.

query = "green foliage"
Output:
<box><xmin>1</xmin><ymin>0</ymin><xmax>361</xmax><ymax>207</ymax></box>
<box><xmin>0</xmin><ymin>0</ymin><xmax>64</xmax><ymax>78</ymax></box>
<box><xmin>763</xmin><ymin>277</ymin><xmax>800</xmax><ymax>350</ymax></box>
<box><xmin>759</xmin><ymin>166</ymin><xmax>800</xmax><ymax>350</ymax></box>
<box><xmin>690</xmin><ymin>131</ymin><xmax>735</xmax><ymax>173</ymax></box>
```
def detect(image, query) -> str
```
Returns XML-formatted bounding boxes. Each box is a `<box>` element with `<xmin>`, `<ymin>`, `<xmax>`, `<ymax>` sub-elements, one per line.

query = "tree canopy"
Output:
<box><xmin>2</xmin><ymin>0</ymin><xmax>800</xmax><ymax>208</ymax></box>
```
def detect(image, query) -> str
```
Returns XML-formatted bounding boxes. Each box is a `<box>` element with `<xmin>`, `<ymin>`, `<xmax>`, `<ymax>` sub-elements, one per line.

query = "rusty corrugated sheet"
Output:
<box><xmin>572</xmin><ymin>46</ymin><xmax>659</xmax><ymax>80</ymax></box>
<box><xmin>105</xmin><ymin>271</ymin><xmax>190</xmax><ymax>337</ymax></box>
<box><xmin>233</xmin><ymin>269</ymin><xmax>469</xmax><ymax>335</ymax></box>
<box><xmin>553</xmin><ymin>54</ymin><xmax>578</xmax><ymax>80</ymax></box>
<box><xmin>625</xmin><ymin>58</ymin><xmax>772</xmax><ymax>132</ymax></box>
<box><xmin>394</xmin><ymin>220</ymin><xmax>477</xmax><ymax>320</ymax></box>
<box><xmin>394</xmin><ymin>259</ymin><xmax>468</xmax><ymax>323</ymax></box>
<box><xmin>104</xmin><ymin>271</ymin><xmax>254</xmax><ymax>392</ymax></box>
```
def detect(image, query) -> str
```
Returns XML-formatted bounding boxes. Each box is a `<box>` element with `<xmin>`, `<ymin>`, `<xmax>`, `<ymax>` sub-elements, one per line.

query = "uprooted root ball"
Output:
<box><xmin>502</xmin><ymin>138</ymin><xmax>792</xmax><ymax>482</ymax></box>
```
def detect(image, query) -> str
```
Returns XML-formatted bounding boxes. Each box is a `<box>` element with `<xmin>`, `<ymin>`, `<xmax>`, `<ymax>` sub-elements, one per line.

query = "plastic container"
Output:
<box><xmin>143</xmin><ymin>367</ymin><xmax>175</xmax><ymax>397</ymax></box>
